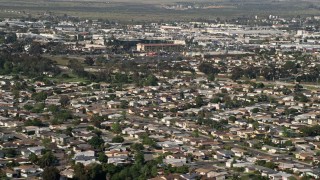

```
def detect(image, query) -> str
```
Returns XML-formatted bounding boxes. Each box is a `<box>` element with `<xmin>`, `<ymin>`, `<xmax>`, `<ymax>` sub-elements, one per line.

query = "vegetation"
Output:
<box><xmin>24</xmin><ymin>119</ymin><xmax>44</xmax><ymax>127</ymax></box>
<box><xmin>4</xmin><ymin>148</ymin><xmax>17</xmax><ymax>158</ymax></box>
<box><xmin>42</xmin><ymin>167</ymin><xmax>60</xmax><ymax>180</ymax></box>
<box><xmin>300</xmin><ymin>125</ymin><xmax>320</xmax><ymax>137</ymax></box>
<box><xmin>111</xmin><ymin>136</ymin><xmax>124</xmax><ymax>143</ymax></box>
<box><xmin>111</xmin><ymin>122</ymin><xmax>122</xmax><ymax>134</ymax></box>
<box><xmin>0</xmin><ymin>52</ymin><xmax>60</xmax><ymax>77</ymax></box>
<box><xmin>255</xmin><ymin>160</ymin><xmax>278</xmax><ymax>169</ymax></box>
<box><xmin>88</xmin><ymin>136</ymin><xmax>105</xmax><ymax>149</ymax></box>
<box><xmin>0</xmin><ymin>0</ymin><xmax>319</xmax><ymax>22</ymax></box>
<box><xmin>197</xmin><ymin>118</ymin><xmax>228</xmax><ymax>131</ymax></box>
<box><xmin>140</xmin><ymin>134</ymin><xmax>157</xmax><ymax>147</ymax></box>
<box><xmin>98</xmin><ymin>152</ymin><xmax>108</xmax><ymax>163</ymax></box>
<box><xmin>38</xmin><ymin>151</ymin><xmax>58</xmax><ymax>168</ymax></box>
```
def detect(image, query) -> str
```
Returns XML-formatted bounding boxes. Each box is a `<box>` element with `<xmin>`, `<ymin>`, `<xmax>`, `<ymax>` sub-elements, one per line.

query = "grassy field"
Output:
<box><xmin>0</xmin><ymin>0</ymin><xmax>319</xmax><ymax>21</ymax></box>
<box><xmin>49</xmin><ymin>72</ymin><xmax>89</xmax><ymax>83</ymax></box>
<box><xmin>45</xmin><ymin>55</ymin><xmax>83</xmax><ymax>66</ymax></box>
<box><xmin>43</xmin><ymin>55</ymin><xmax>88</xmax><ymax>83</ymax></box>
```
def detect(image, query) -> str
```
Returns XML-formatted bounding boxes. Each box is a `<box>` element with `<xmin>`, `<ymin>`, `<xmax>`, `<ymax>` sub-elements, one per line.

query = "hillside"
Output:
<box><xmin>0</xmin><ymin>0</ymin><xmax>319</xmax><ymax>21</ymax></box>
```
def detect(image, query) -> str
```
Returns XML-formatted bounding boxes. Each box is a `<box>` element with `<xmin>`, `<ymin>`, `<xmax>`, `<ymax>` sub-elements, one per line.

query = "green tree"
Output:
<box><xmin>87</xmin><ymin>163</ymin><xmax>106</xmax><ymax>180</ymax></box>
<box><xmin>300</xmin><ymin>125</ymin><xmax>320</xmax><ymax>137</ymax></box>
<box><xmin>68</xmin><ymin>59</ymin><xmax>86</xmax><ymax>77</ymax></box>
<box><xmin>142</xmin><ymin>136</ymin><xmax>156</xmax><ymax>147</ymax></box>
<box><xmin>195</xmin><ymin>95</ymin><xmax>204</xmax><ymax>107</ymax></box>
<box><xmin>92</xmin><ymin>83</ymin><xmax>101</xmax><ymax>89</ymax></box>
<box><xmin>121</xmin><ymin>110</ymin><xmax>127</xmax><ymax>120</ymax></box>
<box><xmin>294</xmin><ymin>84</ymin><xmax>303</xmax><ymax>92</ymax></box>
<box><xmin>59</xmin><ymin>95</ymin><xmax>70</xmax><ymax>107</ymax></box>
<box><xmin>38</xmin><ymin>151</ymin><xmax>57</xmax><ymax>168</ymax></box>
<box><xmin>131</xmin><ymin>143</ymin><xmax>144</xmax><ymax>152</ymax></box>
<box><xmin>143</xmin><ymin>74</ymin><xmax>158</xmax><ymax>86</ymax></box>
<box><xmin>24</xmin><ymin>104</ymin><xmax>34</xmax><ymax>111</ymax></box>
<box><xmin>5</xmin><ymin>33</ymin><xmax>17</xmax><ymax>43</ymax></box>
<box><xmin>180</xmin><ymin>91</ymin><xmax>185</xmax><ymax>99</ymax></box>
<box><xmin>198</xmin><ymin>62</ymin><xmax>219</xmax><ymax>75</ymax></box>
<box><xmin>229</xmin><ymin>116</ymin><xmax>236</xmax><ymax>122</ymax></box>
<box><xmin>113</xmin><ymin>73</ymin><xmax>129</xmax><ymax>83</ymax></box>
<box><xmin>84</xmin><ymin>56</ymin><xmax>94</xmax><ymax>66</ymax></box>
<box><xmin>42</xmin><ymin>166</ymin><xmax>60</xmax><ymax>180</ymax></box>
<box><xmin>231</xmin><ymin>67</ymin><xmax>243</xmax><ymax>81</ymax></box>
<box><xmin>111</xmin><ymin>136</ymin><xmax>124</xmax><ymax>143</ymax></box>
<box><xmin>255</xmin><ymin>160</ymin><xmax>277</xmax><ymax>169</ymax></box>
<box><xmin>29</xmin><ymin>42</ymin><xmax>43</xmax><ymax>55</ymax></box>
<box><xmin>41</xmin><ymin>138</ymin><xmax>51</xmax><ymax>148</ymax></box>
<box><xmin>98</xmin><ymin>152</ymin><xmax>108</xmax><ymax>163</ymax></box>
<box><xmin>74</xmin><ymin>163</ymin><xmax>87</xmax><ymax>180</ymax></box>
<box><xmin>48</xmin><ymin>105</ymin><xmax>59</xmax><ymax>113</ymax></box>
<box><xmin>111</xmin><ymin>122</ymin><xmax>122</xmax><ymax>134</ymax></box>
<box><xmin>175</xmin><ymin>165</ymin><xmax>189</xmax><ymax>174</ymax></box>
<box><xmin>151</xmin><ymin>166</ymin><xmax>158</xmax><ymax>177</ymax></box>
<box><xmin>88</xmin><ymin>136</ymin><xmax>104</xmax><ymax>149</ymax></box>
<box><xmin>252</xmin><ymin>121</ymin><xmax>259</xmax><ymax>130</ymax></box>
<box><xmin>207</xmin><ymin>73</ymin><xmax>215</xmax><ymax>81</ymax></box>
<box><xmin>96</xmin><ymin>56</ymin><xmax>107</xmax><ymax>65</ymax></box>
<box><xmin>28</xmin><ymin>153</ymin><xmax>39</xmax><ymax>164</ymax></box>
<box><xmin>120</xmin><ymin>100</ymin><xmax>128</xmax><ymax>109</ymax></box>
<box><xmin>265</xmin><ymin>162</ymin><xmax>277</xmax><ymax>169</ymax></box>
<box><xmin>134</xmin><ymin>151</ymin><xmax>145</xmax><ymax>165</ymax></box>
<box><xmin>0</xmin><ymin>169</ymin><xmax>6</xmax><ymax>179</ymax></box>
<box><xmin>251</xmin><ymin>108</ymin><xmax>260</xmax><ymax>113</ymax></box>
<box><xmin>3</xmin><ymin>61</ymin><xmax>13</xmax><ymax>74</ymax></box>
<box><xmin>192</xmin><ymin>130</ymin><xmax>200</xmax><ymax>137</ymax></box>
<box><xmin>285</xmin><ymin>108</ymin><xmax>298</xmax><ymax>116</ymax></box>
<box><xmin>32</xmin><ymin>91</ymin><xmax>47</xmax><ymax>102</ymax></box>
<box><xmin>4</xmin><ymin>148</ymin><xmax>17</xmax><ymax>158</ymax></box>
